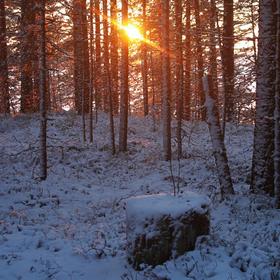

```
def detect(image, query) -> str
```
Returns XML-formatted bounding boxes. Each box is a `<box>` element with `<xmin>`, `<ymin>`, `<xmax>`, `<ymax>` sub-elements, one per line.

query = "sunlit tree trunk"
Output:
<box><xmin>141</xmin><ymin>0</ymin><xmax>149</xmax><ymax>116</ymax></box>
<box><xmin>161</xmin><ymin>0</ymin><xmax>171</xmax><ymax>161</ymax></box>
<box><xmin>175</xmin><ymin>0</ymin><xmax>183</xmax><ymax>158</ymax></box>
<box><xmin>251</xmin><ymin>0</ymin><xmax>276</xmax><ymax>195</ymax></box>
<box><xmin>119</xmin><ymin>0</ymin><xmax>129</xmax><ymax>152</ymax></box>
<box><xmin>274</xmin><ymin>0</ymin><xmax>280</xmax><ymax>208</ymax></box>
<box><xmin>110</xmin><ymin>0</ymin><xmax>119</xmax><ymax>114</ymax></box>
<box><xmin>222</xmin><ymin>0</ymin><xmax>234</xmax><ymax>122</ymax></box>
<box><xmin>184</xmin><ymin>0</ymin><xmax>191</xmax><ymax>120</ymax></box>
<box><xmin>103</xmin><ymin>0</ymin><xmax>115</xmax><ymax>154</ymax></box>
<box><xmin>0</xmin><ymin>0</ymin><xmax>9</xmax><ymax>114</ymax></box>
<box><xmin>194</xmin><ymin>0</ymin><xmax>205</xmax><ymax>120</ymax></box>
<box><xmin>39</xmin><ymin>0</ymin><xmax>47</xmax><ymax>180</ymax></box>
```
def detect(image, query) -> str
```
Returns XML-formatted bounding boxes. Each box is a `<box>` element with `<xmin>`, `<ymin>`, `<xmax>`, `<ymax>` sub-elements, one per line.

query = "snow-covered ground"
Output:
<box><xmin>0</xmin><ymin>112</ymin><xmax>279</xmax><ymax>280</ymax></box>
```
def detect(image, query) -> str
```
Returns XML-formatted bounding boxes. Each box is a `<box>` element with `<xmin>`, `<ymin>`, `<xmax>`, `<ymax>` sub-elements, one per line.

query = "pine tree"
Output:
<box><xmin>161</xmin><ymin>0</ymin><xmax>171</xmax><ymax>161</ymax></box>
<box><xmin>119</xmin><ymin>0</ymin><xmax>129</xmax><ymax>152</ymax></box>
<box><xmin>251</xmin><ymin>0</ymin><xmax>276</xmax><ymax>195</ymax></box>
<box><xmin>0</xmin><ymin>0</ymin><xmax>9</xmax><ymax>114</ymax></box>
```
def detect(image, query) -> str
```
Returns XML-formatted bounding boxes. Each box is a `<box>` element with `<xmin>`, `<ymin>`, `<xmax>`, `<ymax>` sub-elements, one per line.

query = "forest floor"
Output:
<box><xmin>0</xmin><ymin>112</ymin><xmax>279</xmax><ymax>280</ymax></box>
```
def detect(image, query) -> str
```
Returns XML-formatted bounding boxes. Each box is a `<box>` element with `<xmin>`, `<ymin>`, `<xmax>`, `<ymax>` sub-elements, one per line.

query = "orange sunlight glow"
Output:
<box><xmin>123</xmin><ymin>24</ymin><xmax>144</xmax><ymax>40</ymax></box>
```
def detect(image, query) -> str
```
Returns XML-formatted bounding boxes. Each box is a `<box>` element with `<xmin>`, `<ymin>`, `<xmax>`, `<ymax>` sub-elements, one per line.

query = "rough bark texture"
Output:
<box><xmin>20</xmin><ymin>0</ymin><xmax>35</xmax><ymax>113</ymax></box>
<box><xmin>103</xmin><ymin>0</ymin><xmax>115</xmax><ymax>154</ymax></box>
<box><xmin>119</xmin><ymin>0</ymin><xmax>129</xmax><ymax>152</ymax></box>
<box><xmin>203</xmin><ymin>75</ymin><xmax>234</xmax><ymax>197</ymax></box>
<box><xmin>89</xmin><ymin>0</ymin><xmax>94</xmax><ymax>143</ymax></box>
<box><xmin>110</xmin><ymin>0</ymin><xmax>119</xmax><ymax>114</ymax></box>
<box><xmin>184</xmin><ymin>0</ymin><xmax>191</xmax><ymax>120</ymax></box>
<box><xmin>251</xmin><ymin>0</ymin><xmax>276</xmax><ymax>195</ymax></box>
<box><xmin>73</xmin><ymin>0</ymin><xmax>90</xmax><ymax>114</ymax></box>
<box><xmin>0</xmin><ymin>0</ymin><xmax>9</xmax><ymax>114</ymax></box>
<box><xmin>94</xmin><ymin>0</ymin><xmax>101</xmax><ymax>112</ymax></box>
<box><xmin>274</xmin><ymin>0</ymin><xmax>280</xmax><ymax>208</ymax></box>
<box><xmin>222</xmin><ymin>0</ymin><xmax>235</xmax><ymax>122</ymax></box>
<box><xmin>161</xmin><ymin>0</ymin><xmax>171</xmax><ymax>161</ymax></box>
<box><xmin>194</xmin><ymin>0</ymin><xmax>205</xmax><ymax>120</ymax></box>
<box><xmin>175</xmin><ymin>0</ymin><xmax>183</xmax><ymax>158</ymax></box>
<box><xmin>39</xmin><ymin>0</ymin><xmax>47</xmax><ymax>180</ymax></box>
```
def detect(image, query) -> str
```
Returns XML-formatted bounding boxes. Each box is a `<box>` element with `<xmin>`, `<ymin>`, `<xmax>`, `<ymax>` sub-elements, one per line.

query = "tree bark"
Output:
<box><xmin>222</xmin><ymin>0</ymin><xmax>235</xmax><ymax>122</ymax></box>
<box><xmin>194</xmin><ymin>0</ymin><xmax>205</xmax><ymax>121</ymax></box>
<box><xmin>0</xmin><ymin>0</ymin><xmax>9</xmax><ymax>114</ymax></box>
<box><xmin>175</xmin><ymin>0</ymin><xmax>183</xmax><ymax>158</ymax></box>
<box><xmin>39</xmin><ymin>0</ymin><xmax>47</xmax><ymax>180</ymax></box>
<box><xmin>251</xmin><ymin>0</ymin><xmax>276</xmax><ymax>195</ymax></box>
<box><xmin>184</xmin><ymin>0</ymin><xmax>191</xmax><ymax>120</ymax></box>
<box><xmin>103</xmin><ymin>0</ymin><xmax>116</xmax><ymax>154</ymax></box>
<box><xmin>161</xmin><ymin>0</ymin><xmax>171</xmax><ymax>161</ymax></box>
<box><xmin>20</xmin><ymin>0</ymin><xmax>35</xmax><ymax>113</ymax></box>
<box><xmin>203</xmin><ymin>75</ymin><xmax>234</xmax><ymax>198</ymax></box>
<box><xmin>110</xmin><ymin>0</ymin><xmax>119</xmax><ymax>115</ymax></box>
<box><xmin>274</xmin><ymin>0</ymin><xmax>280</xmax><ymax>208</ymax></box>
<box><xmin>119</xmin><ymin>0</ymin><xmax>129</xmax><ymax>152</ymax></box>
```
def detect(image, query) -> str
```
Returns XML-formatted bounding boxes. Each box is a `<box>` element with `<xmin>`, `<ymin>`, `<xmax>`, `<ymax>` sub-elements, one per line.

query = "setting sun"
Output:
<box><xmin>123</xmin><ymin>24</ymin><xmax>143</xmax><ymax>40</ymax></box>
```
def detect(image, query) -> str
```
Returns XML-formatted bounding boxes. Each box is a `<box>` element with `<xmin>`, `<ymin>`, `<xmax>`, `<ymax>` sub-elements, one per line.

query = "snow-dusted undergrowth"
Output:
<box><xmin>0</xmin><ymin>112</ymin><xmax>279</xmax><ymax>280</ymax></box>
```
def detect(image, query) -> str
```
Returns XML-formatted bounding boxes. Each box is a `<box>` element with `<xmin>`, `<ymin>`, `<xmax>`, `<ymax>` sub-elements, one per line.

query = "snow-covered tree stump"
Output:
<box><xmin>126</xmin><ymin>193</ymin><xmax>210</xmax><ymax>270</ymax></box>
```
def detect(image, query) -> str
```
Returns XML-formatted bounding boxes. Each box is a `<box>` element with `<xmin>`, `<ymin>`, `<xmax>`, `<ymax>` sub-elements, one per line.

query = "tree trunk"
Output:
<box><xmin>161</xmin><ymin>0</ymin><xmax>171</xmax><ymax>161</ymax></box>
<box><xmin>175</xmin><ymin>0</ymin><xmax>183</xmax><ymax>158</ymax></box>
<box><xmin>39</xmin><ymin>0</ymin><xmax>47</xmax><ymax>180</ymax></box>
<box><xmin>0</xmin><ymin>0</ymin><xmax>9</xmax><ymax>114</ymax></box>
<box><xmin>203</xmin><ymin>75</ymin><xmax>234</xmax><ymax>198</ymax></box>
<box><xmin>251</xmin><ymin>0</ymin><xmax>276</xmax><ymax>195</ymax></box>
<box><xmin>141</xmin><ymin>0</ymin><xmax>149</xmax><ymax>116</ymax></box>
<box><xmin>89</xmin><ymin>0</ymin><xmax>94</xmax><ymax>143</ymax></box>
<box><xmin>194</xmin><ymin>0</ymin><xmax>205</xmax><ymax>121</ymax></box>
<box><xmin>184</xmin><ymin>0</ymin><xmax>191</xmax><ymax>120</ymax></box>
<box><xmin>119</xmin><ymin>0</ymin><xmax>129</xmax><ymax>152</ymax></box>
<box><xmin>110</xmin><ymin>0</ymin><xmax>119</xmax><ymax>115</ymax></box>
<box><xmin>94</xmin><ymin>0</ymin><xmax>101</xmax><ymax>114</ymax></box>
<box><xmin>20</xmin><ymin>0</ymin><xmax>35</xmax><ymax>113</ymax></box>
<box><xmin>222</xmin><ymin>0</ymin><xmax>235</xmax><ymax>122</ymax></box>
<box><xmin>274</xmin><ymin>0</ymin><xmax>280</xmax><ymax>208</ymax></box>
<box><xmin>103</xmin><ymin>0</ymin><xmax>116</xmax><ymax>154</ymax></box>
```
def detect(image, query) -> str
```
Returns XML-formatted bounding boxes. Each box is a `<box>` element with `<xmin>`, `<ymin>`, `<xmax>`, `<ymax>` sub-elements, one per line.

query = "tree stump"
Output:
<box><xmin>126</xmin><ymin>192</ymin><xmax>210</xmax><ymax>270</ymax></box>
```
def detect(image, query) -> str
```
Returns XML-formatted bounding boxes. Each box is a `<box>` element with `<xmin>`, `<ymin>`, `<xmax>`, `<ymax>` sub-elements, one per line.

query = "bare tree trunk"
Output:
<box><xmin>142</xmin><ymin>0</ymin><xmax>149</xmax><ymax>116</ymax></box>
<box><xmin>203</xmin><ymin>75</ymin><xmax>234</xmax><ymax>198</ymax></box>
<box><xmin>110</xmin><ymin>0</ymin><xmax>119</xmax><ymax>115</ymax></box>
<box><xmin>0</xmin><ymin>0</ymin><xmax>9</xmax><ymax>114</ymax></box>
<box><xmin>119</xmin><ymin>0</ymin><xmax>129</xmax><ymax>152</ymax></box>
<box><xmin>103</xmin><ymin>0</ymin><xmax>115</xmax><ymax>154</ymax></box>
<box><xmin>20</xmin><ymin>0</ymin><xmax>35</xmax><ymax>113</ymax></box>
<box><xmin>39</xmin><ymin>0</ymin><xmax>47</xmax><ymax>180</ymax></box>
<box><xmin>89</xmin><ymin>0</ymin><xmax>94</xmax><ymax>143</ymax></box>
<box><xmin>274</xmin><ymin>0</ymin><xmax>280</xmax><ymax>208</ymax></box>
<box><xmin>161</xmin><ymin>0</ymin><xmax>171</xmax><ymax>161</ymax></box>
<box><xmin>175</xmin><ymin>0</ymin><xmax>183</xmax><ymax>158</ymax></box>
<box><xmin>222</xmin><ymin>0</ymin><xmax>235</xmax><ymax>122</ymax></box>
<box><xmin>94</xmin><ymin>0</ymin><xmax>101</xmax><ymax>116</ymax></box>
<box><xmin>194</xmin><ymin>0</ymin><xmax>205</xmax><ymax>120</ymax></box>
<box><xmin>184</xmin><ymin>0</ymin><xmax>191</xmax><ymax>120</ymax></box>
<box><xmin>251</xmin><ymin>0</ymin><xmax>276</xmax><ymax>195</ymax></box>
